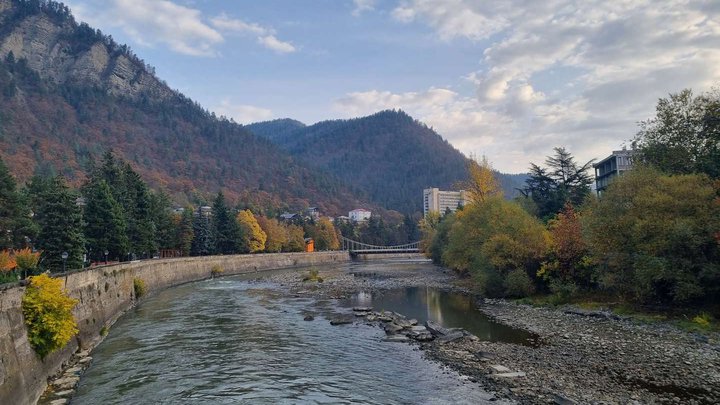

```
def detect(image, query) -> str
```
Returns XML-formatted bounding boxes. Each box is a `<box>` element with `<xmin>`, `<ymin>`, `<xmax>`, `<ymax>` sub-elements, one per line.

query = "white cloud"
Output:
<box><xmin>67</xmin><ymin>1</ymin><xmax>297</xmax><ymax>56</ymax></box>
<box><xmin>211</xmin><ymin>14</ymin><xmax>296</xmax><ymax>53</ymax></box>
<box><xmin>258</xmin><ymin>35</ymin><xmax>297</xmax><ymax>54</ymax></box>
<box><xmin>387</xmin><ymin>0</ymin><xmax>720</xmax><ymax>172</ymax></box>
<box><xmin>352</xmin><ymin>0</ymin><xmax>376</xmax><ymax>16</ymax></box>
<box><xmin>213</xmin><ymin>100</ymin><xmax>273</xmax><ymax>124</ymax></box>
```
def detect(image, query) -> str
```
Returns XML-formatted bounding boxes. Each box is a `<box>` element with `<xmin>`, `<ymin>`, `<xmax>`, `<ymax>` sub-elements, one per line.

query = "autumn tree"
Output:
<box><xmin>583</xmin><ymin>167</ymin><xmax>720</xmax><ymax>305</ymax></box>
<box><xmin>14</xmin><ymin>247</ymin><xmax>41</xmax><ymax>278</ymax></box>
<box><xmin>311</xmin><ymin>217</ymin><xmax>340</xmax><ymax>250</ymax></box>
<box><xmin>257</xmin><ymin>216</ymin><xmax>288</xmax><ymax>252</ymax></box>
<box><xmin>285</xmin><ymin>224</ymin><xmax>306</xmax><ymax>252</ymax></box>
<box><xmin>236</xmin><ymin>209</ymin><xmax>266</xmax><ymax>253</ymax></box>
<box><xmin>465</xmin><ymin>155</ymin><xmax>502</xmax><ymax>204</ymax></box>
<box><xmin>540</xmin><ymin>204</ymin><xmax>592</xmax><ymax>294</ymax></box>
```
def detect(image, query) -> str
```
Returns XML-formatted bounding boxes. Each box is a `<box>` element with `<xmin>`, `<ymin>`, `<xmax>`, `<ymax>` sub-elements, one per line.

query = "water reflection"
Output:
<box><xmin>347</xmin><ymin>287</ymin><xmax>538</xmax><ymax>346</ymax></box>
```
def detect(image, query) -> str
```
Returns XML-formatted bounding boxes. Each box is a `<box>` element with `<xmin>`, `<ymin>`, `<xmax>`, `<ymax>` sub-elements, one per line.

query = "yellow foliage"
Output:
<box><xmin>133</xmin><ymin>278</ymin><xmax>147</xmax><ymax>298</ymax></box>
<box><xmin>14</xmin><ymin>248</ymin><xmax>40</xmax><ymax>273</ymax></box>
<box><xmin>0</xmin><ymin>250</ymin><xmax>17</xmax><ymax>272</ymax></box>
<box><xmin>236</xmin><ymin>209</ymin><xmax>267</xmax><ymax>253</ymax></box>
<box><xmin>465</xmin><ymin>156</ymin><xmax>502</xmax><ymax>204</ymax></box>
<box><xmin>692</xmin><ymin>313</ymin><xmax>711</xmax><ymax>328</ymax></box>
<box><xmin>21</xmin><ymin>273</ymin><xmax>78</xmax><ymax>359</ymax></box>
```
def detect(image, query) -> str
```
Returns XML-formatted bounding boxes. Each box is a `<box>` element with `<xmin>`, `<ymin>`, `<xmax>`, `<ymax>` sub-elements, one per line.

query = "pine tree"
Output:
<box><xmin>150</xmin><ymin>191</ymin><xmax>176</xmax><ymax>250</ymax></box>
<box><xmin>83</xmin><ymin>180</ymin><xmax>129</xmax><ymax>262</ymax></box>
<box><xmin>177</xmin><ymin>207</ymin><xmax>194</xmax><ymax>256</ymax></box>
<box><xmin>34</xmin><ymin>177</ymin><xmax>85</xmax><ymax>271</ymax></box>
<box><xmin>0</xmin><ymin>157</ymin><xmax>36</xmax><ymax>249</ymax></box>
<box><xmin>211</xmin><ymin>191</ymin><xmax>240</xmax><ymax>254</ymax></box>
<box><xmin>122</xmin><ymin>164</ymin><xmax>156</xmax><ymax>257</ymax></box>
<box><xmin>191</xmin><ymin>208</ymin><xmax>213</xmax><ymax>256</ymax></box>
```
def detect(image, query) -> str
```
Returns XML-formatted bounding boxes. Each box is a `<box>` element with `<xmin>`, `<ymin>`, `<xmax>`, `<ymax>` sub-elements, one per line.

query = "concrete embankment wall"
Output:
<box><xmin>0</xmin><ymin>251</ymin><xmax>348</xmax><ymax>405</ymax></box>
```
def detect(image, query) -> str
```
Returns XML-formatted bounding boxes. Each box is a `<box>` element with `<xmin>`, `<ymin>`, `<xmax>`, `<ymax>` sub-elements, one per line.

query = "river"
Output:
<box><xmin>73</xmin><ymin>262</ymin><xmax>515</xmax><ymax>404</ymax></box>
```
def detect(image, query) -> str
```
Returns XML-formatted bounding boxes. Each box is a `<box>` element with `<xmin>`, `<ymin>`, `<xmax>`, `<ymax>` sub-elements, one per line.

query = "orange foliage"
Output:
<box><xmin>0</xmin><ymin>250</ymin><xmax>17</xmax><ymax>272</ymax></box>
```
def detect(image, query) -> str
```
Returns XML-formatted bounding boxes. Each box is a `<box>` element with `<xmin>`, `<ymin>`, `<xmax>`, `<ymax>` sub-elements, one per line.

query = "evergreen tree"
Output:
<box><xmin>191</xmin><ymin>208</ymin><xmax>213</xmax><ymax>256</ymax></box>
<box><xmin>83</xmin><ymin>180</ymin><xmax>129</xmax><ymax>262</ymax></box>
<box><xmin>0</xmin><ymin>157</ymin><xmax>36</xmax><ymax>249</ymax></box>
<box><xmin>34</xmin><ymin>177</ymin><xmax>85</xmax><ymax>271</ymax></box>
<box><xmin>177</xmin><ymin>207</ymin><xmax>194</xmax><ymax>256</ymax></box>
<box><xmin>211</xmin><ymin>191</ymin><xmax>240</xmax><ymax>254</ymax></box>
<box><xmin>122</xmin><ymin>163</ymin><xmax>156</xmax><ymax>257</ymax></box>
<box><xmin>149</xmin><ymin>191</ymin><xmax>176</xmax><ymax>251</ymax></box>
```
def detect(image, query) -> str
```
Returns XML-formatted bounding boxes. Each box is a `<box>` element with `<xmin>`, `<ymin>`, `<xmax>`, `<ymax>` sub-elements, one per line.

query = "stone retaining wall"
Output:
<box><xmin>0</xmin><ymin>252</ymin><xmax>348</xmax><ymax>405</ymax></box>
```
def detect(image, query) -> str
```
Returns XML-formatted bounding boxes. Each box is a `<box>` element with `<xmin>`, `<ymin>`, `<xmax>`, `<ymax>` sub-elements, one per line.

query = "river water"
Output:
<box><xmin>73</xmin><ymin>264</ymin><xmax>516</xmax><ymax>404</ymax></box>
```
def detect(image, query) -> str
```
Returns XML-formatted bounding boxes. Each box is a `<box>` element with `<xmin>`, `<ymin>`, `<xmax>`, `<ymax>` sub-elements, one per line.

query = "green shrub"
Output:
<box><xmin>100</xmin><ymin>326</ymin><xmax>108</xmax><ymax>336</ymax></box>
<box><xmin>133</xmin><ymin>278</ymin><xmax>147</xmax><ymax>299</ymax></box>
<box><xmin>505</xmin><ymin>268</ymin><xmax>535</xmax><ymax>298</ymax></box>
<box><xmin>302</xmin><ymin>268</ymin><xmax>324</xmax><ymax>283</ymax></box>
<box><xmin>21</xmin><ymin>274</ymin><xmax>78</xmax><ymax>359</ymax></box>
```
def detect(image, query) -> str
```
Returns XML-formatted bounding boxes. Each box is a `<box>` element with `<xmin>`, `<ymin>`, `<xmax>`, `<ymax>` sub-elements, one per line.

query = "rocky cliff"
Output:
<box><xmin>0</xmin><ymin>0</ymin><xmax>172</xmax><ymax>100</ymax></box>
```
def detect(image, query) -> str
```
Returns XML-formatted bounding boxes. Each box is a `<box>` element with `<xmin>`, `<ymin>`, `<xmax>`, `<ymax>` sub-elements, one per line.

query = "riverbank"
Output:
<box><xmin>262</xmin><ymin>258</ymin><xmax>720</xmax><ymax>404</ymax></box>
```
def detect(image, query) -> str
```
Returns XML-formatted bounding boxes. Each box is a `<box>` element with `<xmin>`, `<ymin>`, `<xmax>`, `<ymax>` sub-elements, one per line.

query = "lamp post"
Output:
<box><xmin>61</xmin><ymin>251</ymin><xmax>68</xmax><ymax>273</ymax></box>
<box><xmin>104</xmin><ymin>250</ymin><xmax>109</xmax><ymax>265</ymax></box>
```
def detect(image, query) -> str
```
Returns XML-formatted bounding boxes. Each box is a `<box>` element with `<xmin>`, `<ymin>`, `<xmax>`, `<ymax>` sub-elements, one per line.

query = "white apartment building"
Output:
<box><xmin>423</xmin><ymin>188</ymin><xmax>468</xmax><ymax>216</ymax></box>
<box><xmin>349</xmin><ymin>208</ymin><xmax>371</xmax><ymax>222</ymax></box>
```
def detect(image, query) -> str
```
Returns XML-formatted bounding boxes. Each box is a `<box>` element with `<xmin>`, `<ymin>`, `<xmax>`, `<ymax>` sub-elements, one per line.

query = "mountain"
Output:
<box><xmin>0</xmin><ymin>0</ymin><xmax>369</xmax><ymax>215</ymax></box>
<box><xmin>247</xmin><ymin>111</ymin><xmax>526</xmax><ymax>213</ymax></box>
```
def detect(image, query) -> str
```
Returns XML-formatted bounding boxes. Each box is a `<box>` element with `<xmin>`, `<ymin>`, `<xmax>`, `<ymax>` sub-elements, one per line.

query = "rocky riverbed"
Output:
<box><xmin>262</xmin><ymin>259</ymin><xmax>720</xmax><ymax>404</ymax></box>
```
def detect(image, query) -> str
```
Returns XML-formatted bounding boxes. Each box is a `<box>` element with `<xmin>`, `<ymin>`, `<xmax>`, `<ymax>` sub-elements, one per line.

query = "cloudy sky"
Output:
<box><xmin>65</xmin><ymin>0</ymin><xmax>720</xmax><ymax>173</ymax></box>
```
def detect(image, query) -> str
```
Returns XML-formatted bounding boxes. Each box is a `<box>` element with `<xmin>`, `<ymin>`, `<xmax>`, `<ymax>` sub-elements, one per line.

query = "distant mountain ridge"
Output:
<box><xmin>0</xmin><ymin>0</ymin><xmax>369</xmax><ymax>215</ymax></box>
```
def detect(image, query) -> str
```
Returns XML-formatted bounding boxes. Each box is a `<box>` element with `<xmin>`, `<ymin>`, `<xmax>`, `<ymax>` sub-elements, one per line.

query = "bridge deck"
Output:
<box><xmin>349</xmin><ymin>249</ymin><xmax>420</xmax><ymax>254</ymax></box>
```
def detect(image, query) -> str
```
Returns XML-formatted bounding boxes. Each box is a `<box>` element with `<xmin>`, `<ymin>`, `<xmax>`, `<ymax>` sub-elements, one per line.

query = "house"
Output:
<box><xmin>349</xmin><ymin>208</ymin><xmax>371</xmax><ymax>222</ymax></box>
<box><xmin>306</xmin><ymin>207</ymin><xmax>320</xmax><ymax>220</ymax></box>
<box><xmin>422</xmin><ymin>188</ymin><xmax>468</xmax><ymax>216</ymax></box>
<box><xmin>280</xmin><ymin>212</ymin><xmax>298</xmax><ymax>221</ymax></box>
<box><xmin>593</xmin><ymin>149</ymin><xmax>636</xmax><ymax>195</ymax></box>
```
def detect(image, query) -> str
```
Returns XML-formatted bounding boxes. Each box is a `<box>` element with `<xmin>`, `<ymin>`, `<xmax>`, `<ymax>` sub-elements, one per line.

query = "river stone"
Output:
<box><xmin>414</xmin><ymin>332</ymin><xmax>434</xmax><ymax>342</ymax></box>
<box><xmin>365</xmin><ymin>314</ymin><xmax>378</xmax><ymax>322</ymax></box>
<box><xmin>493</xmin><ymin>372</ymin><xmax>526</xmax><ymax>378</ymax></box>
<box><xmin>53</xmin><ymin>376</ymin><xmax>79</xmax><ymax>389</ymax></box>
<box><xmin>384</xmin><ymin>323</ymin><xmax>404</xmax><ymax>334</ymax></box>
<box><xmin>385</xmin><ymin>335</ymin><xmax>410</xmax><ymax>343</ymax></box>
<box><xmin>354</xmin><ymin>311</ymin><xmax>370</xmax><ymax>317</ymax></box>
<box><xmin>491</xmin><ymin>365</ymin><xmax>511</xmax><ymax>373</ymax></box>
<box><xmin>303</xmin><ymin>315</ymin><xmax>314</xmax><ymax>321</ymax></box>
<box><xmin>50</xmin><ymin>399</ymin><xmax>69</xmax><ymax>405</ymax></box>
<box><xmin>438</xmin><ymin>331</ymin><xmax>465</xmax><ymax>343</ymax></box>
<box><xmin>64</xmin><ymin>366</ymin><xmax>83</xmax><ymax>375</ymax></box>
<box><xmin>54</xmin><ymin>389</ymin><xmax>74</xmax><ymax>398</ymax></box>
<box><xmin>353</xmin><ymin>306</ymin><xmax>372</xmax><ymax>312</ymax></box>
<box><xmin>330</xmin><ymin>318</ymin><xmax>353</xmax><ymax>326</ymax></box>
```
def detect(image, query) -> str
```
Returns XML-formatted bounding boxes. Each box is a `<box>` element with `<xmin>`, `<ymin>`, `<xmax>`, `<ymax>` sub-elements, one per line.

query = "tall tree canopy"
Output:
<box><xmin>521</xmin><ymin>147</ymin><xmax>594</xmax><ymax>220</ymax></box>
<box><xmin>211</xmin><ymin>191</ymin><xmax>240</xmax><ymax>254</ymax></box>
<box><xmin>634</xmin><ymin>88</ymin><xmax>720</xmax><ymax>178</ymax></box>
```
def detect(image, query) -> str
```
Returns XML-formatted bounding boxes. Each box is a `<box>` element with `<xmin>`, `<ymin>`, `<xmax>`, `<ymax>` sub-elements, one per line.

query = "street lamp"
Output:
<box><xmin>104</xmin><ymin>250</ymin><xmax>109</xmax><ymax>265</ymax></box>
<box><xmin>61</xmin><ymin>251</ymin><xmax>68</xmax><ymax>273</ymax></box>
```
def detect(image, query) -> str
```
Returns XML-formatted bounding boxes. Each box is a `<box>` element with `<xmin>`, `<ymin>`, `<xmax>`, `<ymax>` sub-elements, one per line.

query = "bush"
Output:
<box><xmin>692</xmin><ymin>313</ymin><xmax>712</xmax><ymax>329</ymax></box>
<box><xmin>583</xmin><ymin>167</ymin><xmax>720</xmax><ymax>305</ymax></box>
<box><xmin>302</xmin><ymin>268</ymin><xmax>324</xmax><ymax>283</ymax></box>
<box><xmin>21</xmin><ymin>273</ymin><xmax>78</xmax><ymax>359</ymax></box>
<box><xmin>210</xmin><ymin>265</ymin><xmax>224</xmax><ymax>277</ymax></box>
<box><xmin>133</xmin><ymin>278</ymin><xmax>147</xmax><ymax>299</ymax></box>
<box><xmin>505</xmin><ymin>269</ymin><xmax>535</xmax><ymax>298</ymax></box>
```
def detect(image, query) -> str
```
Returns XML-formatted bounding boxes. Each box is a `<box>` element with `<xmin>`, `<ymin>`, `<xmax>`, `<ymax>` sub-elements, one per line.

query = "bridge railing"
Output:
<box><xmin>340</xmin><ymin>236</ymin><xmax>420</xmax><ymax>252</ymax></box>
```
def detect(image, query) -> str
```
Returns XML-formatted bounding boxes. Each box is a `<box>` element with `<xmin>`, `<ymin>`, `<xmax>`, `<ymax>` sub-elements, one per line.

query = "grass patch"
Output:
<box><xmin>211</xmin><ymin>265</ymin><xmax>224</xmax><ymax>278</ymax></box>
<box><xmin>133</xmin><ymin>278</ymin><xmax>147</xmax><ymax>299</ymax></box>
<box><xmin>100</xmin><ymin>325</ymin><xmax>108</xmax><ymax>336</ymax></box>
<box><xmin>302</xmin><ymin>268</ymin><xmax>324</xmax><ymax>283</ymax></box>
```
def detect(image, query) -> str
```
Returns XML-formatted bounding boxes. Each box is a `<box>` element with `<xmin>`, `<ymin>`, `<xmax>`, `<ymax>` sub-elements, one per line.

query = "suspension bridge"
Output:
<box><xmin>340</xmin><ymin>236</ymin><xmax>420</xmax><ymax>255</ymax></box>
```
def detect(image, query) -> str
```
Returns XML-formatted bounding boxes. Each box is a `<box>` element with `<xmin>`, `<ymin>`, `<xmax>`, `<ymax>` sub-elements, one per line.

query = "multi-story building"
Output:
<box><xmin>349</xmin><ymin>208</ymin><xmax>371</xmax><ymax>222</ymax></box>
<box><xmin>593</xmin><ymin>149</ymin><xmax>635</xmax><ymax>195</ymax></box>
<box><xmin>423</xmin><ymin>188</ymin><xmax>468</xmax><ymax>216</ymax></box>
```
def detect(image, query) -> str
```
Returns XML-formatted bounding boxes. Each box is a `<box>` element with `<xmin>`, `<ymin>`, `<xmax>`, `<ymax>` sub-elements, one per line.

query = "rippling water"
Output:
<box><xmin>73</xmin><ymin>275</ymin><xmax>506</xmax><ymax>404</ymax></box>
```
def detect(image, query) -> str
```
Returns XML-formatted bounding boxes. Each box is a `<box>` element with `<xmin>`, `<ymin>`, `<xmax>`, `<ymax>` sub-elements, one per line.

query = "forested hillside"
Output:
<box><xmin>248</xmin><ymin>111</ymin><xmax>527</xmax><ymax>213</ymax></box>
<box><xmin>0</xmin><ymin>0</ymin><xmax>368</xmax><ymax>214</ymax></box>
